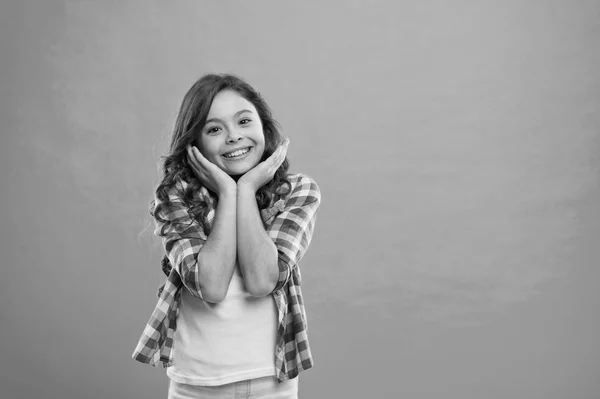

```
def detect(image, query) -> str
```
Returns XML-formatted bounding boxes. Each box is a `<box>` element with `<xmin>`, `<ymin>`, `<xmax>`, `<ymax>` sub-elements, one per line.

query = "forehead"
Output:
<box><xmin>207</xmin><ymin>90</ymin><xmax>257</xmax><ymax>119</ymax></box>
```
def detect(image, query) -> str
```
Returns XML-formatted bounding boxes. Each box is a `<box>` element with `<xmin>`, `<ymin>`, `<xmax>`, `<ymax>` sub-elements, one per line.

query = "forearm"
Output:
<box><xmin>236</xmin><ymin>185</ymin><xmax>279</xmax><ymax>297</ymax></box>
<box><xmin>196</xmin><ymin>189</ymin><xmax>237</xmax><ymax>303</ymax></box>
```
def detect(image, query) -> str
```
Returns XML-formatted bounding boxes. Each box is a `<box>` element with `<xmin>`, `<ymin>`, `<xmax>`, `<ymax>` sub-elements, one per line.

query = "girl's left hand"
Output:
<box><xmin>237</xmin><ymin>139</ymin><xmax>290</xmax><ymax>192</ymax></box>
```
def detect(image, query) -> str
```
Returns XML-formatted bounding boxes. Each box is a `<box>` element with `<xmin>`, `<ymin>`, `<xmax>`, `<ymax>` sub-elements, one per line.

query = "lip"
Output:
<box><xmin>222</xmin><ymin>146</ymin><xmax>252</xmax><ymax>160</ymax></box>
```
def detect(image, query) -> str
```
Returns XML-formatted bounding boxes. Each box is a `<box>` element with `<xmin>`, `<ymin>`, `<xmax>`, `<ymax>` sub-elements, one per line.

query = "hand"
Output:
<box><xmin>187</xmin><ymin>145</ymin><xmax>236</xmax><ymax>196</ymax></box>
<box><xmin>237</xmin><ymin>139</ymin><xmax>290</xmax><ymax>193</ymax></box>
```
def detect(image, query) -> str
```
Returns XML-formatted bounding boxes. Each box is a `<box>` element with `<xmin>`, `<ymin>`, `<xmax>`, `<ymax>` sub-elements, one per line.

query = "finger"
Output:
<box><xmin>186</xmin><ymin>146</ymin><xmax>202</xmax><ymax>171</ymax></box>
<box><xmin>265</xmin><ymin>151</ymin><xmax>283</xmax><ymax>173</ymax></box>
<box><xmin>272</xmin><ymin>140</ymin><xmax>289</xmax><ymax>160</ymax></box>
<box><xmin>186</xmin><ymin>145</ymin><xmax>198</xmax><ymax>163</ymax></box>
<box><xmin>269</xmin><ymin>144</ymin><xmax>288</xmax><ymax>173</ymax></box>
<box><xmin>276</xmin><ymin>140</ymin><xmax>289</xmax><ymax>163</ymax></box>
<box><xmin>191</xmin><ymin>147</ymin><xmax>216</xmax><ymax>176</ymax></box>
<box><xmin>191</xmin><ymin>145</ymin><xmax>205</xmax><ymax>161</ymax></box>
<box><xmin>187</xmin><ymin>148</ymin><xmax>211</xmax><ymax>181</ymax></box>
<box><xmin>278</xmin><ymin>139</ymin><xmax>290</xmax><ymax>158</ymax></box>
<box><xmin>189</xmin><ymin>145</ymin><xmax>207</xmax><ymax>166</ymax></box>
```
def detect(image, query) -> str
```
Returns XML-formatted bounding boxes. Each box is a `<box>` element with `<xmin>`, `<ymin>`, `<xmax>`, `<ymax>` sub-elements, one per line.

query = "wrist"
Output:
<box><xmin>218</xmin><ymin>182</ymin><xmax>237</xmax><ymax>198</ymax></box>
<box><xmin>237</xmin><ymin>179</ymin><xmax>257</xmax><ymax>195</ymax></box>
<box><xmin>237</xmin><ymin>179</ymin><xmax>256</xmax><ymax>194</ymax></box>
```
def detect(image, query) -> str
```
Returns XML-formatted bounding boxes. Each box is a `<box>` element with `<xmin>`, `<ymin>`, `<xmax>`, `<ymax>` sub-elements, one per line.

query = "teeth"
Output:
<box><xmin>224</xmin><ymin>148</ymin><xmax>250</xmax><ymax>158</ymax></box>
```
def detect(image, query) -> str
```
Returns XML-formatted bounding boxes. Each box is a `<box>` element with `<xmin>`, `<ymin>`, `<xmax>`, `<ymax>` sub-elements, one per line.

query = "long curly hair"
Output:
<box><xmin>152</xmin><ymin>74</ymin><xmax>291</xmax><ymax>250</ymax></box>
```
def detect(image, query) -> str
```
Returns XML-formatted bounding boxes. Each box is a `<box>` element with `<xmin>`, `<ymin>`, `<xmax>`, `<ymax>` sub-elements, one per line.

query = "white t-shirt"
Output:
<box><xmin>166</xmin><ymin>266</ymin><xmax>278</xmax><ymax>386</ymax></box>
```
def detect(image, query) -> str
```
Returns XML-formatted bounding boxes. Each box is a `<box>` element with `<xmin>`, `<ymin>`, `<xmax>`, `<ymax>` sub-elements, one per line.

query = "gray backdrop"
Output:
<box><xmin>1</xmin><ymin>1</ymin><xmax>599</xmax><ymax>398</ymax></box>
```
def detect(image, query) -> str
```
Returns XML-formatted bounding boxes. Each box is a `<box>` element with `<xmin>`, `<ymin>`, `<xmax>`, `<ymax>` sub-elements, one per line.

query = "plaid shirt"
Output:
<box><xmin>132</xmin><ymin>173</ymin><xmax>321</xmax><ymax>383</ymax></box>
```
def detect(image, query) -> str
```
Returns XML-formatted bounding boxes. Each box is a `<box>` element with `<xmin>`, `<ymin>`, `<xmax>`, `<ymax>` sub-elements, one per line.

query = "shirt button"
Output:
<box><xmin>276</xmin><ymin>290</ymin><xmax>282</xmax><ymax>296</ymax></box>
<box><xmin>277</xmin><ymin>346</ymin><xmax>282</xmax><ymax>353</ymax></box>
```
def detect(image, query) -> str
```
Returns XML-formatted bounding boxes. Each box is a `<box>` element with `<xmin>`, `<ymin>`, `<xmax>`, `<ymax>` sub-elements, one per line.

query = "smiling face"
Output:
<box><xmin>195</xmin><ymin>89</ymin><xmax>266</xmax><ymax>176</ymax></box>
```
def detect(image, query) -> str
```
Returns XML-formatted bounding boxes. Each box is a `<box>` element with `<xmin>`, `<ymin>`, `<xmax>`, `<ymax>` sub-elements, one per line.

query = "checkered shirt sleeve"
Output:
<box><xmin>157</xmin><ymin>180</ymin><xmax>214</xmax><ymax>299</ymax></box>
<box><xmin>267</xmin><ymin>174</ymin><xmax>321</xmax><ymax>291</ymax></box>
<box><xmin>267</xmin><ymin>174</ymin><xmax>321</xmax><ymax>381</ymax></box>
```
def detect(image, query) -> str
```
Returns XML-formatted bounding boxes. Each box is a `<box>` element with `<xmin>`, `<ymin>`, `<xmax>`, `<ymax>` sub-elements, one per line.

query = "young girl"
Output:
<box><xmin>132</xmin><ymin>74</ymin><xmax>321</xmax><ymax>399</ymax></box>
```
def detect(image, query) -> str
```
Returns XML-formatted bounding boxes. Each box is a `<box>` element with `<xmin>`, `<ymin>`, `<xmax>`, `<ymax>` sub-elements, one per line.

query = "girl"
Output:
<box><xmin>132</xmin><ymin>74</ymin><xmax>321</xmax><ymax>399</ymax></box>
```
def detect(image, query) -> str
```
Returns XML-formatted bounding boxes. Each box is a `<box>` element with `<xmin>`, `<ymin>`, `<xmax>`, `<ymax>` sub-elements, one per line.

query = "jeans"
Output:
<box><xmin>168</xmin><ymin>375</ymin><xmax>299</xmax><ymax>399</ymax></box>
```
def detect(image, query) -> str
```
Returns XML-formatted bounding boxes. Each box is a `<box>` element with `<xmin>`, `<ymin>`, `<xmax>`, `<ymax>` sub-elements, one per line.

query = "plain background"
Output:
<box><xmin>1</xmin><ymin>1</ymin><xmax>599</xmax><ymax>398</ymax></box>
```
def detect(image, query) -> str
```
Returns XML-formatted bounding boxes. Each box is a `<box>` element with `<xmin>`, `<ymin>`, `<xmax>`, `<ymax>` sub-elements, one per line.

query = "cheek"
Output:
<box><xmin>257</xmin><ymin>147</ymin><xmax>268</xmax><ymax>163</ymax></box>
<box><xmin>197</xmin><ymin>138</ymin><xmax>219</xmax><ymax>159</ymax></box>
<box><xmin>256</xmin><ymin>130</ymin><xmax>266</xmax><ymax>149</ymax></box>
<box><xmin>194</xmin><ymin>138</ymin><xmax>206</xmax><ymax>155</ymax></box>
<box><xmin>254</xmin><ymin>135</ymin><xmax>266</xmax><ymax>159</ymax></box>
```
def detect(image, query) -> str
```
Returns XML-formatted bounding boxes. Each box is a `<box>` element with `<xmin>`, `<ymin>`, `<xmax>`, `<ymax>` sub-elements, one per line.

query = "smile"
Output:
<box><xmin>223</xmin><ymin>147</ymin><xmax>251</xmax><ymax>159</ymax></box>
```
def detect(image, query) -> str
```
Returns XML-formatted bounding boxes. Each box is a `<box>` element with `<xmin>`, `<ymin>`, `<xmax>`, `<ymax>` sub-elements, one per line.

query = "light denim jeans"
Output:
<box><xmin>168</xmin><ymin>375</ymin><xmax>299</xmax><ymax>399</ymax></box>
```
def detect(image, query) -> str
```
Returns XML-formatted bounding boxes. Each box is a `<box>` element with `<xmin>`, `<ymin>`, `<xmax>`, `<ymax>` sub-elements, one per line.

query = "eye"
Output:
<box><xmin>239</xmin><ymin>118</ymin><xmax>252</xmax><ymax>125</ymax></box>
<box><xmin>206</xmin><ymin>126</ymin><xmax>221</xmax><ymax>134</ymax></box>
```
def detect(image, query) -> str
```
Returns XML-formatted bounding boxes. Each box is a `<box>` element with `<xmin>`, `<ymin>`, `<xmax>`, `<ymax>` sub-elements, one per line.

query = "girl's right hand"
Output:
<box><xmin>187</xmin><ymin>145</ymin><xmax>236</xmax><ymax>196</ymax></box>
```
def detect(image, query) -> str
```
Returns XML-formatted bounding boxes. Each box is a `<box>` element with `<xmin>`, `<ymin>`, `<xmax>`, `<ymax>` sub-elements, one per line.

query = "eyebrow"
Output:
<box><xmin>205</xmin><ymin>109</ymin><xmax>253</xmax><ymax>125</ymax></box>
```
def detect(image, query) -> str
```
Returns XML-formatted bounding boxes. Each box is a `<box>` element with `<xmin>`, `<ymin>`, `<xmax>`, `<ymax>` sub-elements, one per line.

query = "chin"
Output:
<box><xmin>226</xmin><ymin>167</ymin><xmax>250</xmax><ymax>177</ymax></box>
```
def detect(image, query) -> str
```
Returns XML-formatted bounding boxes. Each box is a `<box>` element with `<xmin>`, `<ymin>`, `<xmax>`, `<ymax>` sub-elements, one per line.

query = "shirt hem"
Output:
<box><xmin>166</xmin><ymin>367</ymin><xmax>276</xmax><ymax>386</ymax></box>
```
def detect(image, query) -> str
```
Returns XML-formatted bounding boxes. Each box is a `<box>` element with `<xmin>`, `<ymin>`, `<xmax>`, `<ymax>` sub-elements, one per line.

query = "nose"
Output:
<box><xmin>226</xmin><ymin>128</ymin><xmax>243</xmax><ymax>144</ymax></box>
